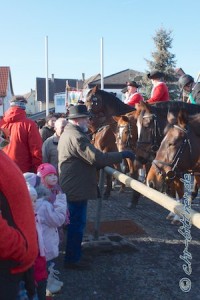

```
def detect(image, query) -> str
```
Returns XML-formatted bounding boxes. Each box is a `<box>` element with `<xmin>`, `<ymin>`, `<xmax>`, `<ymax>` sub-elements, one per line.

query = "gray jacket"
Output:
<box><xmin>58</xmin><ymin>123</ymin><xmax>123</xmax><ymax>201</ymax></box>
<box><xmin>42</xmin><ymin>134</ymin><xmax>59</xmax><ymax>170</ymax></box>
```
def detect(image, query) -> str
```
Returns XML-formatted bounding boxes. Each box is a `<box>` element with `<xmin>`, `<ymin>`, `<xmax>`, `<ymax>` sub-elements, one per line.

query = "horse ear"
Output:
<box><xmin>91</xmin><ymin>85</ymin><xmax>98</xmax><ymax>94</ymax></box>
<box><xmin>113</xmin><ymin>116</ymin><xmax>120</xmax><ymax>122</ymax></box>
<box><xmin>122</xmin><ymin>115</ymin><xmax>129</xmax><ymax>122</ymax></box>
<box><xmin>178</xmin><ymin>110</ymin><xmax>188</xmax><ymax>127</ymax></box>
<box><xmin>94</xmin><ymin>85</ymin><xmax>99</xmax><ymax>92</ymax></box>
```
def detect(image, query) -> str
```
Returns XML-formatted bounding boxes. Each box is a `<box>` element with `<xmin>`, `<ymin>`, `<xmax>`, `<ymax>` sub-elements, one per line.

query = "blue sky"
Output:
<box><xmin>1</xmin><ymin>0</ymin><xmax>200</xmax><ymax>94</ymax></box>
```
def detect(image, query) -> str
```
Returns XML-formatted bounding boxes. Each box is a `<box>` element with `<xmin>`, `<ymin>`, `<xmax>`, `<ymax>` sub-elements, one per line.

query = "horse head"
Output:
<box><xmin>146</xmin><ymin>110</ymin><xmax>198</xmax><ymax>191</ymax></box>
<box><xmin>85</xmin><ymin>86</ymin><xmax>103</xmax><ymax>114</ymax></box>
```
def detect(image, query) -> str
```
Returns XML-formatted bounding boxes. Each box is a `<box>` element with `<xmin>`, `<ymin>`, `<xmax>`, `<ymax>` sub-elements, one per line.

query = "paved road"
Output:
<box><xmin>54</xmin><ymin>186</ymin><xmax>200</xmax><ymax>300</ymax></box>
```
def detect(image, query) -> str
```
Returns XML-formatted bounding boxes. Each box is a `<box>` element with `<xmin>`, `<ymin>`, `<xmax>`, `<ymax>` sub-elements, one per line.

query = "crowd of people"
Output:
<box><xmin>0</xmin><ymin>70</ymin><xmax>199</xmax><ymax>299</ymax></box>
<box><xmin>0</xmin><ymin>96</ymin><xmax>135</xmax><ymax>299</ymax></box>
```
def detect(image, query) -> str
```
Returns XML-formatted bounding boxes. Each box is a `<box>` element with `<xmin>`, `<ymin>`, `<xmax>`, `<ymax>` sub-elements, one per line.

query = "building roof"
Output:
<box><xmin>83</xmin><ymin>73</ymin><xmax>101</xmax><ymax>89</ymax></box>
<box><xmin>89</xmin><ymin>69</ymin><xmax>144</xmax><ymax>89</ymax></box>
<box><xmin>36</xmin><ymin>76</ymin><xmax>84</xmax><ymax>102</ymax></box>
<box><xmin>0</xmin><ymin>66</ymin><xmax>14</xmax><ymax>97</ymax></box>
<box><xmin>23</xmin><ymin>89</ymin><xmax>35</xmax><ymax>101</ymax></box>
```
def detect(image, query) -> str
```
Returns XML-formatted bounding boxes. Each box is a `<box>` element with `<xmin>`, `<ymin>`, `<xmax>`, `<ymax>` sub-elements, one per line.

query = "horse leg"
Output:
<box><xmin>167</xmin><ymin>178</ymin><xmax>185</xmax><ymax>225</ymax></box>
<box><xmin>103</xmin><ymin>173</ymin><xmax>112</xmax><ymax>200</ymax></box>
<box><xmin>191</xmin><ymin>175</ymin><xmax>199</xmax><ymax>200</ymax></box>
<box><xmin>127</xmin><ymin>170</ymin><xmax>141</xmax><ymax>209</ymax></box>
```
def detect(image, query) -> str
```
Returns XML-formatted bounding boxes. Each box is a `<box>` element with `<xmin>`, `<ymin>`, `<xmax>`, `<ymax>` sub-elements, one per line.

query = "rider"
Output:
<box><xmin>146</xmin><ymin>70</ymin><xmax>170</xmax><ymax>103</ymax></box>
<box><xmin>178</xmin><ymin>74</ymin><xmax>200</xmax><ymax>104</ymax></box>
<box><xmin>125</xmin><ymin>81</ymin><xmax>144</xmax><ymax>108</ymax></box>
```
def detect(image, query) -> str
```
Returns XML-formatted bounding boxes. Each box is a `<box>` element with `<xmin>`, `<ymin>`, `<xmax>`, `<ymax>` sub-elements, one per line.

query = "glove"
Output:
<box><xmin>121</xmin><ymin>151</ymin><xmax>135</xmax><ymax>160</ymax></box>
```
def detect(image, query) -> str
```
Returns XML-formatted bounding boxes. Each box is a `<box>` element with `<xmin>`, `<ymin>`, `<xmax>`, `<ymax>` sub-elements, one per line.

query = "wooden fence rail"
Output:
<box><xmin>94</xmin><ymin>167</ymin><xmax>200</xmax><ymax>239</ymax></box>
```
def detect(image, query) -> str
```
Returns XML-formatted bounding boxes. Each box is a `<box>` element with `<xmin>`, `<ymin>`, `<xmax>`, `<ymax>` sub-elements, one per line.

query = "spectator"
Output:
<box><xmin>58</xmin><ymin>105</ymin><xmax>135</xmax><ymax>270</ymax></box>
<box><xmin>0</xmin><ymin>149</ymin><xmax>38</xmax><ymax>299</ymax></box>
<box><xmin>39</xmin><ymin>114</ymin><xmax>57</xmax><ymax>143</ymax></box>
<box><xmin>146</xmin><ymin>70</ymin><xmax>170</xmax><ymax>103</ymax></box>
<box><xmin>26</xmin><ymin>184</ymin><xmax>48</xmax><ymax>300</ymax></box>
<box><xmin>178</xmin><ymin>74</ymin><xmax>200</xmax><ymax>104</ymax></box>
<box><xmin>42</xmin><ymin>118</ymin><xmax>68</xmax><ymax>170</ymax></box>
<box><xmin>0</xmin><ymin>95</ymin><xmax>42</xmax><ymax>173</ymax></box>
<box><xmin>37</xmin><ymin>163</ymin><xmax>68</xmax><ymax>294</ymax></box>
<box><xmin>126</xmin><ymin>81</ymin><xmax>144</xmax><ymax>108</ymax></box>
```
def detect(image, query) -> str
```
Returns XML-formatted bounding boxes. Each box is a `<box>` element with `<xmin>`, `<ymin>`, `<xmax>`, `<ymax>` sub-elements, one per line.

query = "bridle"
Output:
<box><xmin>137</xmin><ymin>113</ymin><xmax>162</xmax><ymax>155</ymax></box>
<box><xmin>152</xmin><ymin>125</ymin><xmax>192</xmax><ymax>181</ymax></box>
<box><xmin>86</xmin><ymin>92</ymin><xmax>104</xmax><ymax>115</ymax></box>
<box><xmin>116</xmin><ymin>122</ymin><xmax>134</xmax><ymax>149</ymax></box>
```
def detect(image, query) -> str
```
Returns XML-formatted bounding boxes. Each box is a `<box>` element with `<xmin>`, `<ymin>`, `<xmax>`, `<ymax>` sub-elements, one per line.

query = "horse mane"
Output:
<box><xmin>96</xmin><ymin>89</ymin><xmax>134</xmax><ymax>116</ymax></box>
<box><xmin>150</xmin><ymin>101</ymin><xmax>200</xmax><ymax>115</ymax></box>
<box><xmin>189</xmin><ymin>113</ymin><xmax>200</xmax><ymax>136</ymax></box>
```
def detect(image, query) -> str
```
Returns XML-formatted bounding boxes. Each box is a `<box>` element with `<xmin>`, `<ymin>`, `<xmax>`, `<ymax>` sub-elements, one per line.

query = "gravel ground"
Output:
<box><xmin>53</xmin><ymin>187</ymin><xmax>200</xmax><ymax>300</ymax></box>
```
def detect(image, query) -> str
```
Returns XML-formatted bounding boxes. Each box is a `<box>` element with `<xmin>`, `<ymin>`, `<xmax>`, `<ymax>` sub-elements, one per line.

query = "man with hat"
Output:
<box><xmin>58</xmin><ymin>105</ymin><xmax>135</xmax><ymax>270</ymax></box>
<box><xmin>0</xmin><ymin>95</ymin><xmax>42</xmax><ymax>173</ymax></box>
<box><xmin>146</xmin><ymin>70</ymin><xmax>169</xmax><ymax>103</ymax></box>
<box><xmin>126</xmin><ymin>81</ymin><xmax>144</xmax><ymax>108</ymax></box>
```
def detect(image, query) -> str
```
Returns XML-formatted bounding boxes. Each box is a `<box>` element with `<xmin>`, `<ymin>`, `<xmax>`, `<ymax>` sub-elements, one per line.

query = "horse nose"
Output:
<box><xmin>147</xmin><ymin>180</ymin><xmax>155</xmax><ymax>189</ymax></box>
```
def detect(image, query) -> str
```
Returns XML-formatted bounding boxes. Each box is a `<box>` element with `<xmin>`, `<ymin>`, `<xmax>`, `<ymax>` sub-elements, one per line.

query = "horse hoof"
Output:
<box><xmin>171</xmin><ymin>220</ymin><xmax>181</xmax><ymax>226</ymax></box>
<box><xmin>166</xmin><ymin>212</ymin><xmax>175</xmax><ymax>220</ymax></box>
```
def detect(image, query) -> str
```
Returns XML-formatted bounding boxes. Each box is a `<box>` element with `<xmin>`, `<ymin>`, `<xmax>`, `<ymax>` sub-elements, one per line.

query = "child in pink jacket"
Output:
<box><xmin>36</xmin><ymin>163</ymin><xmax>68</xmax><ymax>295</ymax></box>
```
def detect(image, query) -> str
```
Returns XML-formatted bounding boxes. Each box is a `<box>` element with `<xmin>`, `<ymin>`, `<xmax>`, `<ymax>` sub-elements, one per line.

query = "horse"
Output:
<box><xmin>136</xmin><ymin>101</ymin><xmax>200</xmax><ymax>195</ymax></box>
<box><xmin>85</xmin><ymin>87</ymin><xmax>135</xmax><ymax>199</ymax></box>
<box><xmin>136</xmin><ymin>101</ymin><xmax>200</xmax><ymax>165</ymax></box>
<box><xmin>135</xmin><ymin>101</ymin><xmax>200</xmax><ymax>222</ymax></box>
<box><xmin>90</xmin><ymin>123</ymin><xmax>120</xmax><ymax>199</ymax></box>
<box><xmin>113</xmin><ymin>110</ymin><xmax>146</xmax><ymax>208</ymax></box>
<box><xmin>146</xmin><ymin>110</ymin><xmax>200</xmax><ymax>194</ymax></box>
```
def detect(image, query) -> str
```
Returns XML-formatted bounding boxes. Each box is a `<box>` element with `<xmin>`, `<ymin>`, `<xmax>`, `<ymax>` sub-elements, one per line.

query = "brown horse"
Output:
<box><xmin>147</xmin><ymin>110</ymin><xmax>200</xmax><ymax>191</ymax></box>
<box><xmin>113</xmin><ymin>111</ymin><xmax>140</xmax><ymax>175</ymax></box>
<box><xmin>136</xmin><ymin>101</ymin><xmax>200</xmax><ymax>162</ymax></box>
<box><xmin>90</xmin><ymin>123</ymin><xmax>120</xmax><ymax>199</ymax></box>
<box><xmin>86</xmin><ymin>87</ymin><xmax>134</xmax><ymax>199</ymax></box>
<box><xmin>112</xmin><ymin>110</ymin><xmax>148</xmax><ymax>208</ymax></box>
<box><xmin>136</xmin><ymin>101</ymin><xmax>200</xmax><ymax>197</ymax></box>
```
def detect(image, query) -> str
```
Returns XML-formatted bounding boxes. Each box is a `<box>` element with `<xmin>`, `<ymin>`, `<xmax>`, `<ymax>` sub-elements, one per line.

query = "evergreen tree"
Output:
<box><xmin>143</xmin><ymin>28</ymin><xmax>179</xmax><ymax>100</ymax></box>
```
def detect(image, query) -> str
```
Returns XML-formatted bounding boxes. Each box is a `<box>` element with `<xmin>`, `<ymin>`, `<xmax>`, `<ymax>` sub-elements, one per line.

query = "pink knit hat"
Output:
<box><xmin>37</xmin><ymin>163</ymin><xmax>57</xmax><ymax>179</ymax></box>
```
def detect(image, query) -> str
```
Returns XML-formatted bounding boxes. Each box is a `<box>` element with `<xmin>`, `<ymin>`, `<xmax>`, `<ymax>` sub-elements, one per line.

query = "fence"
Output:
<box><xmin>94</xmin><ymin>167</ymin><xmax>200</xmax><ymax>238</ymax></box>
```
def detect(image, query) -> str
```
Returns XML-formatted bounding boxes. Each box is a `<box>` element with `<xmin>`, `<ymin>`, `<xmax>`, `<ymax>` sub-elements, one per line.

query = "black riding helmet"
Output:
<box><xmin>178</xmin><ymin>74</ymin><xmax>194</xmax><ymax>90</ymax></box>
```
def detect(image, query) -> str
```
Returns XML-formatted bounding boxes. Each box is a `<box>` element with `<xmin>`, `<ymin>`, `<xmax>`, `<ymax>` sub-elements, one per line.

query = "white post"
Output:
<box><xmin>65</xmin><ymin>80</ymin><xmax>69</xmax><ymax>107</ymax></box>
<box><xmin>45</xmin><ymin>36</ymin><xmax>49</xmax><ymax>116</ymax></box>
<box><xmin>100</xmin><ymin>37</ymin><xmax>104</xmax><ymax>90</ymax></box>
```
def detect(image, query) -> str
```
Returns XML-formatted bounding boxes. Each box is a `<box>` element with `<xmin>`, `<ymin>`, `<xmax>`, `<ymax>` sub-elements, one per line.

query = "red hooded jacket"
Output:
<box><xmin>0</xmin><ymin>107</ymin><xmax>42</xmax><ymax>173</ymax></box>
<box><xmin>0</xmin><ymin>150</ymin><xmax>38</xmax><ymax>274</ymax></box>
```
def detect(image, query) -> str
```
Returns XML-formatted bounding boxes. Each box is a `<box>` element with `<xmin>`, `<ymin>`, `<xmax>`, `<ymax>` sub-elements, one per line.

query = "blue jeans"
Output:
<box><xmin>65</xmin><ymin>200</ymin><xmax>87</xmax><ymax>264</ymax></box>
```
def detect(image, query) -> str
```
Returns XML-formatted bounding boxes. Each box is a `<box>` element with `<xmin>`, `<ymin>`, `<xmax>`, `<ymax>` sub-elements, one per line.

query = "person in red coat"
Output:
<box><xmin>0</xmin><ymin>149</ymin><xmax>38</xmax><ymax>299</ymax></box>
<box><xmin>126</xmin><ymin>81</ymin><xmax>144</xmax><ymax>108</ymax></box>
<box><xmin>146</xmin><ymin>70</ymin><xmax>170</xmax><ymax>103</ymax></box>
<box><xmin>0</xmin><ymin>95</ymin><xmax>42</xmax><ymax>173</ymax></box>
